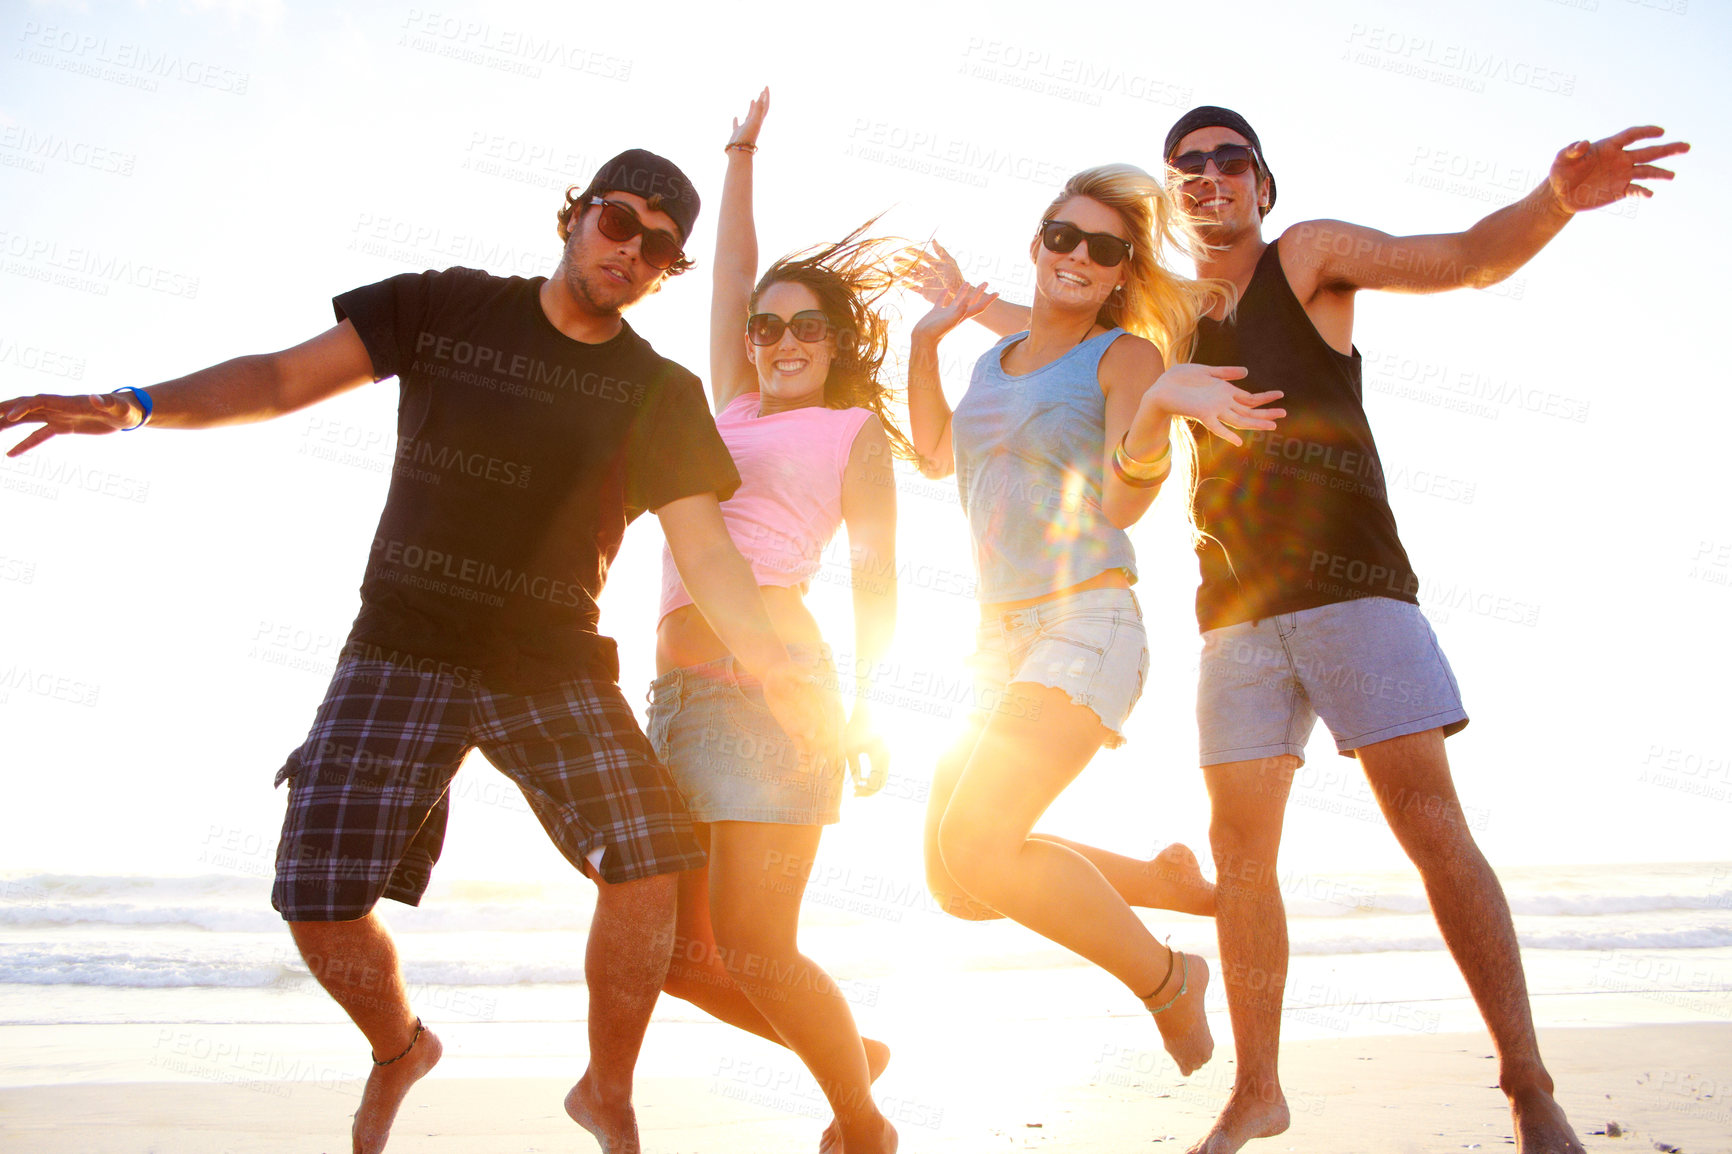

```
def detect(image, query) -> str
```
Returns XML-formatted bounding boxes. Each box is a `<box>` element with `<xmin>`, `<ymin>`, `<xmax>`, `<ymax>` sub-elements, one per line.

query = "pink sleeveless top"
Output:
<box><xmin>659</xmin><ymin>392</ymin><xmax>875</xmax><ymax>622</ymax></box>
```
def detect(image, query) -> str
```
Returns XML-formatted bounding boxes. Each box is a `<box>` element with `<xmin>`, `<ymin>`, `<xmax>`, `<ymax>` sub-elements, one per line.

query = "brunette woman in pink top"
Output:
<box><xmin>649</xmin><ymin>89</ymin><xmax>907</xmax><ymax>1154</ymax></box>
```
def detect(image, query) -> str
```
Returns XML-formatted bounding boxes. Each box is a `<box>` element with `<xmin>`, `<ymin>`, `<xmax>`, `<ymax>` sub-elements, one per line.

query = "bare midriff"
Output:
<box><xmin>978</xmin><ymin>567</ymin><xmax>1131</xmax><ymax>617</ymax></box>
<box><xmin>655</xmin><ymin>584</ymin><xmax>824</xmax><ymax>674</ymax></box>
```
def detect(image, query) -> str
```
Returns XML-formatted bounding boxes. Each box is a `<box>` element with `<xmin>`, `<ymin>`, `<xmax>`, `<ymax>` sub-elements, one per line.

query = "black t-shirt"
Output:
<box><xmin>332</xmin><ymin>267</ymin><xmax>739</xmax><ymax>692</ymax></box>
<box><xmin>1190</xmin><ymin>239</ymin><xmax>1419</xmax><ymax>632</ymax></box>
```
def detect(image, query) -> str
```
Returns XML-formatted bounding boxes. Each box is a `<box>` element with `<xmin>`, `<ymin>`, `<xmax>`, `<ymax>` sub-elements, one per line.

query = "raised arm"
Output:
<box><xmin>1284</xmin><ymin>125</ymin><xmax>1689</xmax><ymax>295</ymax></box>
<box><xmin>658</xmin><ymin>491</ymin><xmax>843</xmax><ymax>764</ymax></box>
<box><xmin>906</xmin><ymin>280</ymin><xmax>999</xmax><ymax>480</ymax></box>
<box><xmin>708</xmin><ymin>88</ymin><xmax>771</xmax><ymax>411</ymax></box>
<box><xmin>838</xmin><ymin>419</ymin><xmax>897</xmax><ymax>795</ymax></box>
<box><xmin>913</xmin><ymin>240</ymin><xmax>1030</xmax><ymax>337</ymax></box>
<box><xmin>0</xmin><ymin>320</ymin><xmax>377</xmax><ymax>456</ymax></box>
<box><xmin>1100</xmin><ymin>339</ymin><xmax>1283</xmax><ymax>530</ymax></box>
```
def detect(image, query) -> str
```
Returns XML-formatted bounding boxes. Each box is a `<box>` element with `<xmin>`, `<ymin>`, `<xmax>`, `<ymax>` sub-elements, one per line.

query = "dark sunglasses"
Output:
<box><xmin>1170</xmin><ymin>143</ymin><xmax>1259</xmax><ymax>178</ymax></box>
<box><xmin>588</xmin><ymin>197</ymin><xmax>686</xmax><ymax>271</ymax></box>
<box><xmin>1037</xmin><ymin>220</ymin><xmax>1133</xmax><ymax>268</ymax></box>
<box><xmin>746</xmin><ymin>309</ymin><xmax>834</xmax><ymax>346</ymax></box>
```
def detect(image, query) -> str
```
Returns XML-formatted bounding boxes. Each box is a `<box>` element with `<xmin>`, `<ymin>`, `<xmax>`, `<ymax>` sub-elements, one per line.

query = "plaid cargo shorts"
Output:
<box><xmin>271</xmin><ymin>657</ymin><xmax>704</xmax><ymax>921</ymax></box>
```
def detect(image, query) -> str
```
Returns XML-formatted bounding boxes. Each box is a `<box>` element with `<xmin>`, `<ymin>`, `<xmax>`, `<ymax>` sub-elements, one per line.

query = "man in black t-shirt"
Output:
<box><xmin>1162</xmin><ymin>110</ymin><xmax>1686</xmax><ymax>1154</ymax></box>
<box><xmin>1</xmin><ymin>149</ymin><xmax>841</xmax><ymax>1154</ymax></box>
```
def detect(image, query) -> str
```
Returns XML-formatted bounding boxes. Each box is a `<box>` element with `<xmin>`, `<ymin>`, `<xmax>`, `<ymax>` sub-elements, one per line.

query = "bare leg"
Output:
<box><xmin>564</xmin><ymin>871</ymin><xmax>677</xmax><ymax>1154</ymax></box>
<box><xmin>660</xmin><ymin>840</ymin><xmax>891</xmax><ymax>1151</ymax></box>
<box><xmin>922</xmin><ymin>714</ymin><xmax>1003</xmax><ymax>921</ymax></box>
<box><xmin>1034</xmin><ymin>835</ymin><xmax>1216</xmax><ymax>916</ymax></box>
<box><xmin>1185</xmin><ymin>755</ymin><xmax>1299</xmax><ymax>1154</ymax></box>
<box><xmin>925</xmin><ymin>714</ymin><xmax>1215</xmax><ymax>919</ymax></box>
<box><xmin>709</xmin><ymin>822</ymin><xmax>895</xmax><ymax>1154</ymax></box>
<box><xmin>936</xmin><ymin>685</ymin><xmax>1212</xmax><ymax>1075</ymax></box>
<box><xmin>291</xmin><ymin>915</ymin><xmax>444</xmax><ymax>1154</ymax></box>
<box><xmin>1357</xmin><ymin>730</ymin><xmax>1584</xmax><ymax>1154</ymax></box>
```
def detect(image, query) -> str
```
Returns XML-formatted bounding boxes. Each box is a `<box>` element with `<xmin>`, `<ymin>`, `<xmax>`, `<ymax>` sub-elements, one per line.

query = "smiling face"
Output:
<box><xmin>1172</xmin><ymin>126</ymin><xmax>1271</xmax><ymax>243</ymax></box>
<box><xmin>558</xmin><ymin>189</ymin><xmax>679</xmax><ymax>317</ymax></box>
<box><xmin>1030</xmin><ymin>195</ymin><xmax>1131</xmax><ymax>315</ymax></box>
<box><xmin>745</xmin><ymin>280</ymin><xmax>835</xmax><ymax>411</ymax></box>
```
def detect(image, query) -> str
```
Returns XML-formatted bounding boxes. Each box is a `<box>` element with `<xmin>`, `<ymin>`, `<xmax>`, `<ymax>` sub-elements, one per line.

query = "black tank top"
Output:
<box><xmin>1190</xmin><ymin>238</ymin><xmax>1418</xmax><ymax>631</ymax></box>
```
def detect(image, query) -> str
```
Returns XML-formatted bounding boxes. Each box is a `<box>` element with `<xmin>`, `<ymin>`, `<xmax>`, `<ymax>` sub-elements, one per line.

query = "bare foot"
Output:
<box><xmin>352</xmin><ymin>1023</ymin><xmax>443</xmax><ymax>1154</ymax></box>
<box><xmin>565</xmin><ymin>1073</ymin><xmax>640</xmax><ymax>1154</ymax></box>
<box><xmin>1510</xmin><ymin>1086</ymin><xmax>1586</xmax><ymax>1154</ymax></box>
<box><xmin>819</xmin><ymin>1040</ymin><xmax>892</xmax><ymax>1153</ymax></box>
<box><xmin>1183</xmin><ymin>1084</ymin><xmax>1290</xmax><ymax>1154</ymax></box>
<box><xmin>826</xmin><ymin>1115</ymin><xmax>898</xmax><ymax>1154</ymax></box>
<box><xmin>1148</xmin><ymin>843</ymin><xmax>1217</xmax><ymax>917</ymax></box>
<box><xmin>1145</xmin><ymin>952</ymin><xmax>1213</xmax><ymax>1076</ymax></box>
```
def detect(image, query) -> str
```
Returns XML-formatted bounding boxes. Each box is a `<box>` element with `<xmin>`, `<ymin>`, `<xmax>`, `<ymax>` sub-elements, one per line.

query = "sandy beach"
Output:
<box><xmin>2</xmin><ymin>1021</ymin><xmax>1726</xmax><ymax>1153</ymax></box>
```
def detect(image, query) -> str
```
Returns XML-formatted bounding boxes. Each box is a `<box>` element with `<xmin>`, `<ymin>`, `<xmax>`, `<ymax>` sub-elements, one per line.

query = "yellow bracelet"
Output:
<box><xmin>1114</xmin><ymin>433</ymin><xmax>1171</xmax><ymax>480</ymax></box>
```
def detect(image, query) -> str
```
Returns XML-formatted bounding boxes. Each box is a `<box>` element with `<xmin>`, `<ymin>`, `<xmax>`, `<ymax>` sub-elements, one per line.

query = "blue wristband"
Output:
<box><xmin>113</xmin><ymin>386</ymin><xmax>153</xmax><ymax>431</ymax></box>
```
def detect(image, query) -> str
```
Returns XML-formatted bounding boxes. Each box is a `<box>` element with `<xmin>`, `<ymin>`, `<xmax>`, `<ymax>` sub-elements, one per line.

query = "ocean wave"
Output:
<box><xmin>7</xmin><ymin>872</ymin><xmax>1728</xmax><ymax>932</ymax></box>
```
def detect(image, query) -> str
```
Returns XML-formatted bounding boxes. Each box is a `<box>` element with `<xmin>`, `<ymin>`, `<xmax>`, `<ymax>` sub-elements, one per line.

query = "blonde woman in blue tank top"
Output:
<box><xmin>907</xmin><ymin>166</ymin><xmax>1284</xmax><ymax>1076</ymax></box>
<box><xmin>650</xmin><ymin>90</ymin><xmax>913</xmax><ymax>1154</ymax></box>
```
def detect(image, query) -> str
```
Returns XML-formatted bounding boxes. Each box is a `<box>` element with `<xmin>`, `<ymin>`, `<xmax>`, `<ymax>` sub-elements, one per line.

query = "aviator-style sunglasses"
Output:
<box><xmin>588</xmin><ymin>197</ymin><xmax>687</xmax><ymax>271</ymax></box>
<box><xmin>1170</xmin><ymin>143</ymin><xmax>1260</xmax><ymax>178</ymax></box>
<box><xmin>1037</xmin><ymin>220</ymin><xmax>1134</xmax><ymax>268</ymax></box>
<box><xmin>745</xmin><ymin>309</ymin><xmax>835</xmax><ymax>346</ymax></box>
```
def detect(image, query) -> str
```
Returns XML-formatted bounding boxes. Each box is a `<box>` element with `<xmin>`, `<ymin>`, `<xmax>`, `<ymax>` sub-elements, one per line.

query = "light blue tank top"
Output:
<box><xmin>952</xmin><ymin>327</ymin><xmax>1138</xmax><ymax>603</ymax></box>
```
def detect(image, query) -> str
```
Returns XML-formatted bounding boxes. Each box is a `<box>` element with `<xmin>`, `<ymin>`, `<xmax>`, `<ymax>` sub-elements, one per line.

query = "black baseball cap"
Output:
<box><xmin>1164</xmin><ymin>106</ymin><xmax>1276</xmax><ymax>216</ymax></box>
<box><xmin>579</xmin><ymin>148</ymin><xmax>701</xmax><ymax>242</ymax></box>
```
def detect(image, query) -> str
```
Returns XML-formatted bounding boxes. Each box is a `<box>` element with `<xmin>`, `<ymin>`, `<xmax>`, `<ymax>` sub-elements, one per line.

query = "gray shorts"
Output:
<box><xmin>969</xmin><ymin>587</ymin><xmax>1149</xmax><ymax>748</ymax></box>
<box><xmin>646</xmin><ymin>643</ymin><xmax>843</xmax><ymax>825</ymax></box>
<box><xmin>1196</xmin><ymin>597</ymin><xmax>1468</xmax><ymax>767</ymax></box>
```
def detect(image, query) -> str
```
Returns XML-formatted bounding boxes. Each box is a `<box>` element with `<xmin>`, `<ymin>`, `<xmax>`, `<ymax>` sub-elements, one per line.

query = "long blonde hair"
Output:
<box><xmin>1042</xmin><ymin>165</ymin><xmax>1234</xmax><ymax>535</ymax></box>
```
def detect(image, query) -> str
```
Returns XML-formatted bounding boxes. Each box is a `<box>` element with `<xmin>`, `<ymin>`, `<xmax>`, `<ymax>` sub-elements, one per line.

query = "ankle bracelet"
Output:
<box><xmin>373</xmin><ymin>1018</ymin><xmax>424</xmax><ymax>1066</ymax></box>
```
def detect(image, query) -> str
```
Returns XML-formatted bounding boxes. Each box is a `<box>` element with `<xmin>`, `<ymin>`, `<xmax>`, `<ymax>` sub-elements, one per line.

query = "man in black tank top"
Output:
<box><xmin>1166</xmin><ymin>106</ymin><xmax>1688</xmax><ymax>1154</ymax></box>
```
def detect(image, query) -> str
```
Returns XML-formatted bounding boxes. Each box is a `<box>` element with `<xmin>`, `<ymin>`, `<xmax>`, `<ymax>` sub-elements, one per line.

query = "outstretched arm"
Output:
<box><xmin>658</xmin><ymin>492</ymin><xmax>843</xmax><ymax>764</ymax></box>
<box><xmin>0</xmin><ymin>320</ymin><xmax>377</xmax><ymax>456</ymax></box>
<box><xmin>907</xmin><ymin>280</ymin><xmax>999</xmax><ymax>480</ymax></box>
<box><xmin>1098</xmin><ymin>339</ymin><xmax>1283</xmax><ymax>530</ymax></box>
<box><xmin>839</xmin><ymin>419</ymin><xmax>897</xmax><ymax>796</ymax></box>
<box><xmin>1285</xmin><ymin>125</ymin><xmax>1689</xmax><ymax>294</ymax></box>
<box><xmin>708</xmin><ymin>88</ymin><xmax>770</xmax><ymax>411</ymax></box>
<box><xmin>912</xmin><ymin>241</ymin><xmax>1029</xmax><ymax>337</ymax></box>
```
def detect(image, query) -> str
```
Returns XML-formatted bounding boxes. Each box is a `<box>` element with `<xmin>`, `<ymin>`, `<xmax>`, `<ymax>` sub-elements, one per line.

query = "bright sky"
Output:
<box><xmin>1</xmin><ymin>0</ymin><xmax>1725</xmax><ymax>890</ymax></box>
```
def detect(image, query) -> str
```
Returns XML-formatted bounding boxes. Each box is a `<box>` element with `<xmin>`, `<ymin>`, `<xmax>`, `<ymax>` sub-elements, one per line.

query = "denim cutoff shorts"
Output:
<box><xmin>968</xmin><ymin>587</ymin><xmax>1149</xmax><ymax>747</ymax></box>
<box><xmin>646</xmin><ymin>643</ymin><xmax>843</xmax><ymax>825</ymax></box>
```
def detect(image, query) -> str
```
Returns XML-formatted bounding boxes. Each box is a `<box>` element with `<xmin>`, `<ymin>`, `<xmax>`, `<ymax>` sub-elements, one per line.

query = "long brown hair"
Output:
<box><xmin>751</xmin><ymin>223</ymin><xmax>919</xmax><ymax>460</ymax></box>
